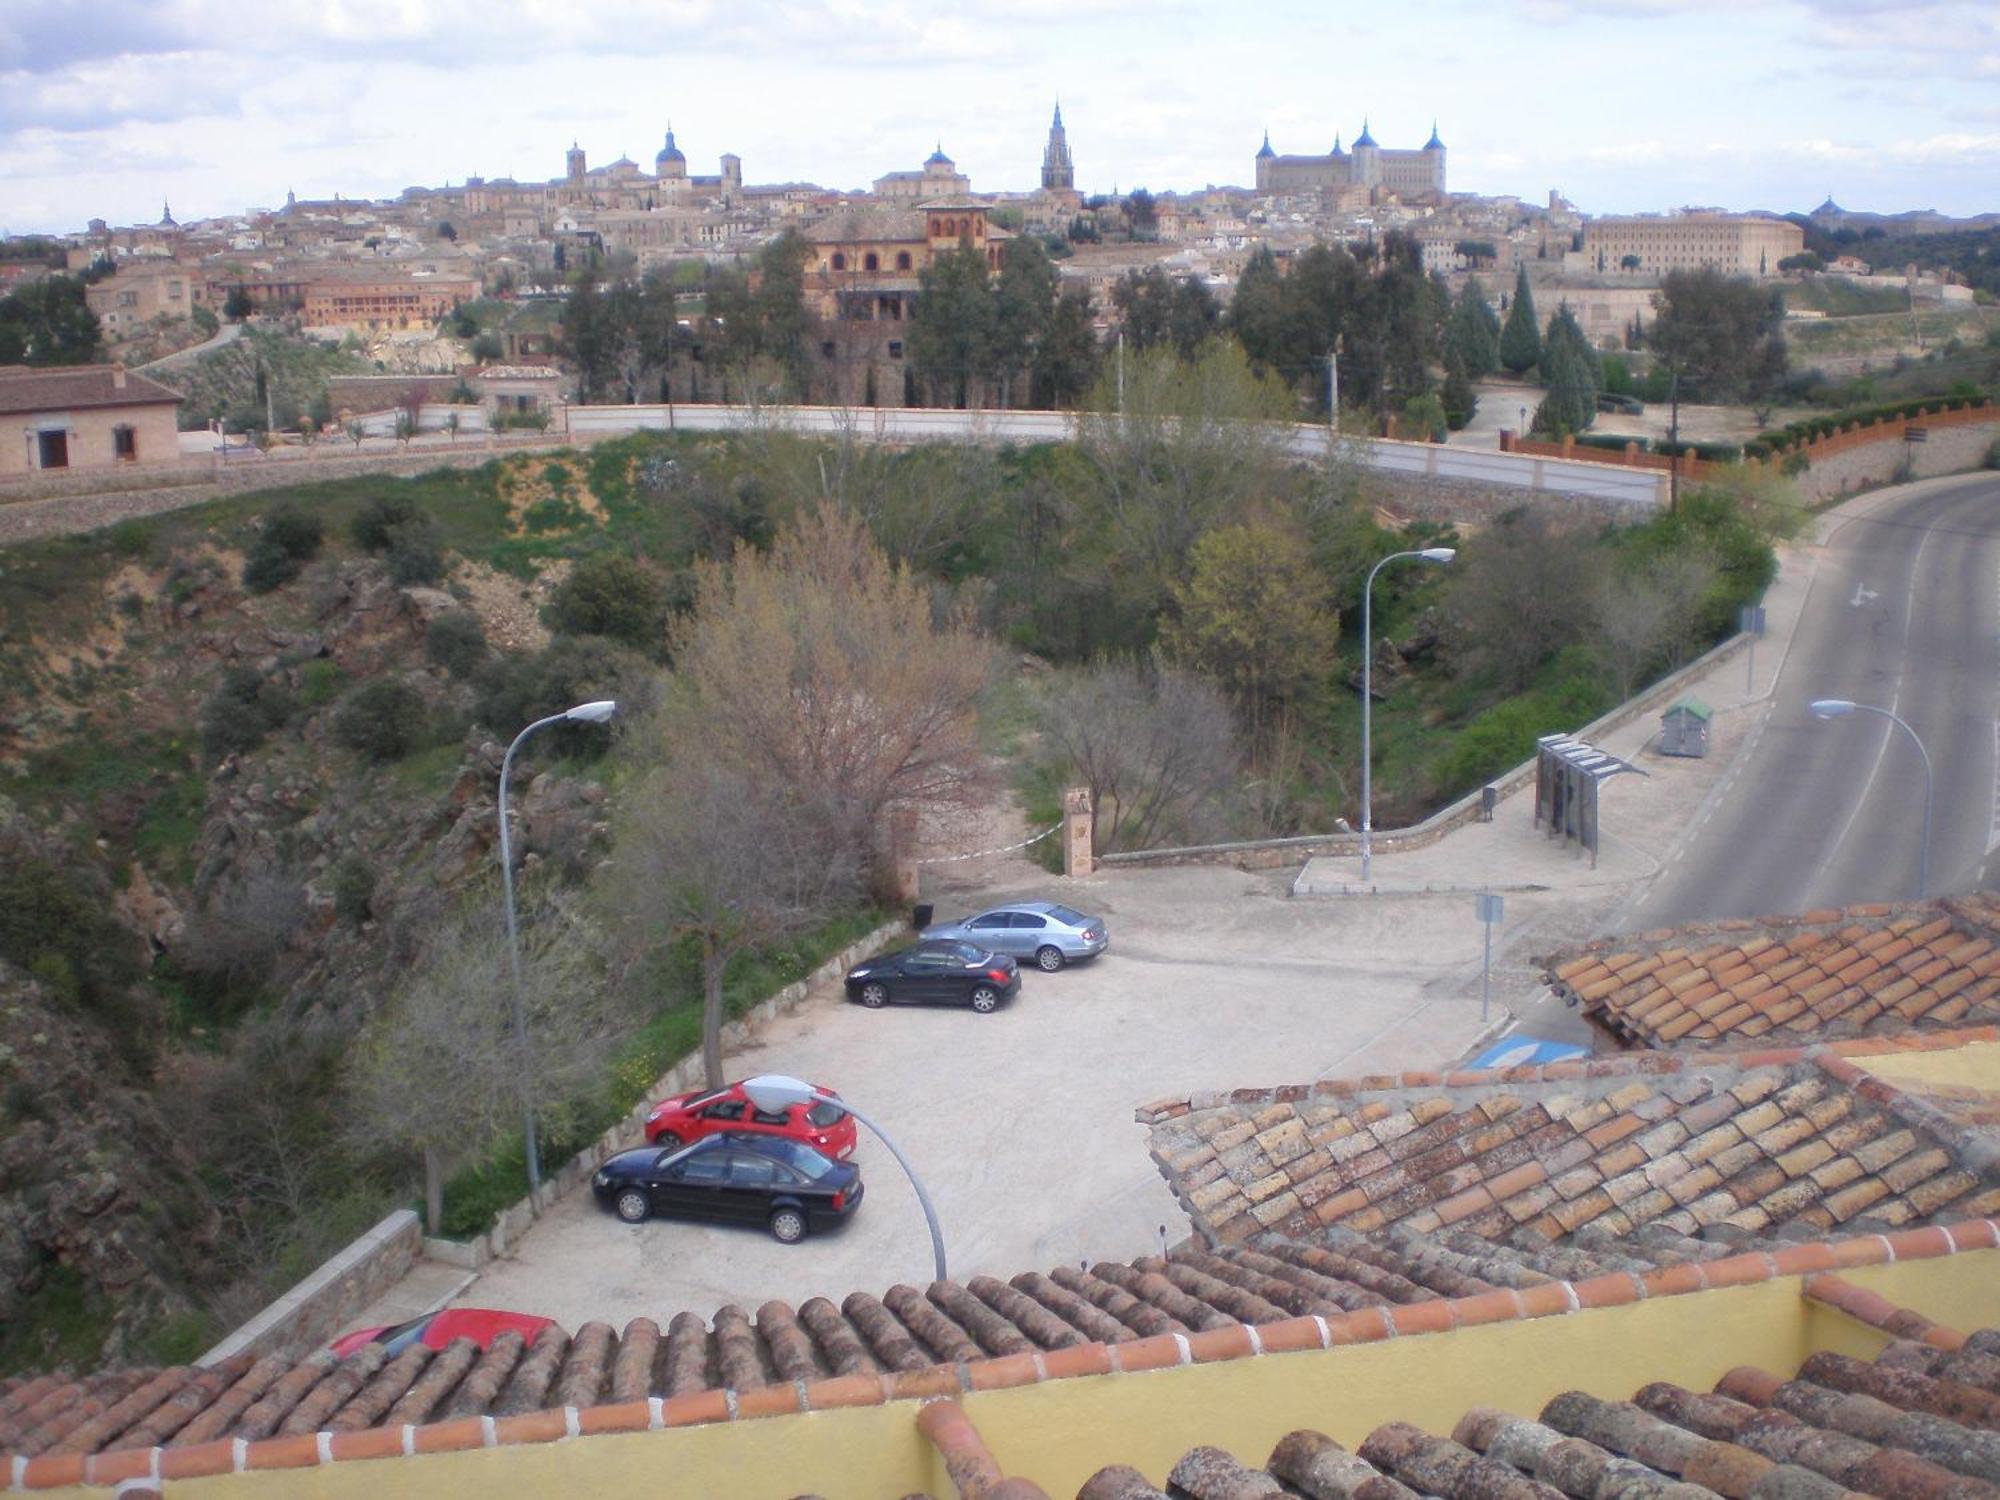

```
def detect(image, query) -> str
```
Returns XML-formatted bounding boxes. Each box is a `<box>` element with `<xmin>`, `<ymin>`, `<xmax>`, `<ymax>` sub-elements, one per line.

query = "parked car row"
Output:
<box><xmin>841</xmin><ymin>900</ymin><xmax>1110</xmax><ymax>1013</ymax></box>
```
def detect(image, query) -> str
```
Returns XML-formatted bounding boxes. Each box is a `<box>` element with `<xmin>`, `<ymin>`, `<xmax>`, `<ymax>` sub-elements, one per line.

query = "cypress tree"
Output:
<box><xmin>1499</xmin><ymin>264</ymin><xmax>1541</xmax><ymax>374</ymax></box>
<box><xmin>1444</xmin><ymin>278</ymin><xmax>1500</xmax><ymax>380</ymax></box>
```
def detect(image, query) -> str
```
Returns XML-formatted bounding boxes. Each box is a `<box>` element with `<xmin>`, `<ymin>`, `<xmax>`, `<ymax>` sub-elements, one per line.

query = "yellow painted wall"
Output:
<box><xmin>60</xmin><ymin>1251</ymin><xmax>2000</xmax><ymax>1500</ymax></box>
<box><xmin>1849</xmin><ymin>1040</ymin><xmax>2000</xmax><ymax>1093</ymax></box>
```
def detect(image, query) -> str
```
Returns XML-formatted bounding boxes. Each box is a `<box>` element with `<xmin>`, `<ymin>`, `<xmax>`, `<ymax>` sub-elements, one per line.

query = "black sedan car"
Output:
<box><xmin>843</xmin><ymin>939</ymin><xmax>1021</xmax><ymax>1013</ymax></box>
<box><xmin>591</xmin><ymin>1132</ymin><xmax>861</xmax><ymax>1243</ymax></box>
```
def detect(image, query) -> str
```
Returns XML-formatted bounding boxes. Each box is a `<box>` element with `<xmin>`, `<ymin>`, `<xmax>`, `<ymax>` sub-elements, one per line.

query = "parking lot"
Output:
<box><xmin>447</xmin><ymin>852</ymin><xmax>1517</xmax><ymax>1333</ymax></box>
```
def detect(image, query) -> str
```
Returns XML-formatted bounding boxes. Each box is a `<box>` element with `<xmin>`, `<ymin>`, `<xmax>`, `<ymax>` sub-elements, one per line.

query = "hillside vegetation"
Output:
<box><xmin>0</xmin><ymin>358</ymin><xmax>1784</xmax><ymax>1374</ymax></box>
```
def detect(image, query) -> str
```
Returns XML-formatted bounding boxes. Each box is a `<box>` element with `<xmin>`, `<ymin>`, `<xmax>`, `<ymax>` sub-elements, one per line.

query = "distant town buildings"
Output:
<box><xmin>1580</xmin><ymin>213</ymin><xmax>1805</xmax><ymax>277</ymax></box>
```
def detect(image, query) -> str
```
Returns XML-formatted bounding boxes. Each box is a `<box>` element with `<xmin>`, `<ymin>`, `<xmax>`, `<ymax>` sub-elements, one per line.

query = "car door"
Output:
<box><xmin>897</xmin><ymin>947</ymin><xmax>955</xmax><ymax>1003</ymax></box>
<box><xmin>720</xmin><ymin>1150</ymin><xmax>783</xmax><ymax>1223</ymax></box>
<box><xmin>656</xmin><ymin>1146</ymin><xmax>732</xmax><ymax>1221</ymax></box>
<box><xmin>965</xmin><ymin>910</ymin><xmax>1017</xmax><ymax>956</ymax></box>
<box><xmin>1008</xmin><ymin>911</ymin><xmax>1049</xmax><ymax>956</ymax></box>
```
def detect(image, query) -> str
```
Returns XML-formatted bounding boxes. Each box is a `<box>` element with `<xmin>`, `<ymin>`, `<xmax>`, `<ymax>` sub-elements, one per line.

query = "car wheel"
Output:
<box><xmin>614</xmin><ymin>1189</ymin><xmax>650</xmax><ymax>1224</ymax></box>
<box><xmin>969</xmin><ymin>985</ymin><xmax>1000</xmax><ymax>1013</ymax></box>
<box><xmin>1035</xmin><ymin>945</ymin><xmax>1066</xmax><ymax>973</ymax></box>
<box><xmin>769</xmin><ymin>1207</ymin><xmax>807</xmax><ymax>1244</ymax></box>
<box><xmin>860</xmin><ymin>982</ymin><xmax>889</xmax><ymax>1008</ymax></box>
<box><xmin>650</xmin><ymin>1129</ymin><xmax>680</xmax><ymax>1149</ymax></box>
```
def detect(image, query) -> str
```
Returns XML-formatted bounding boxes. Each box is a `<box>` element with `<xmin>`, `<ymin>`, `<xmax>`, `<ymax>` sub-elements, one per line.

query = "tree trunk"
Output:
<box><xmin>423</xmin><ymin>1145</ymin><xmax>444</xmax><ymax>1237</ymax></box>
<box><xmin>701</xmin><ymin>938</ymin><xmax>727</xmax><ymax>1089</ymax></box>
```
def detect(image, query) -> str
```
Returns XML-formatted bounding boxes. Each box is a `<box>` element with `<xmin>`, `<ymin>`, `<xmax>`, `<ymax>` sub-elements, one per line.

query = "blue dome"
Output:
<box><xmin>926</xmin><ymin>143</ymin><xmax>952</xmax><ymax>166</ymax></box>
<box><xmin>1354</xmin><ymin>118</ymin><xmax>1377</xmax><ymax>148</ymax></box>
<box><xmin>1425</xmin><ymin>121</ymin><xmax>1444</xmax><ymax>150</ymax></box>
<box><xmin>1256</xmin><ymin>131</ymin><xmax>1274</xmax><ymax>160</ymax></box>
<box><xmin>657</xmin><ymin>129</ymin><xmax>685</xmax><ymax>163</ymax></box>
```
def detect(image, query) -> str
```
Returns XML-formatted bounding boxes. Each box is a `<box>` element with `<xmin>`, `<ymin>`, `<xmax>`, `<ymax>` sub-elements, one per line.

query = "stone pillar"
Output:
<box><xmin>1062</xmin><ymin>787</ymin><xmax>1094</xmax><ymax>879</ymax></box>
<box><xmin>889</xmin><ymin>806</ymin><xmax>921</xmax><ymax>905</ymax></box>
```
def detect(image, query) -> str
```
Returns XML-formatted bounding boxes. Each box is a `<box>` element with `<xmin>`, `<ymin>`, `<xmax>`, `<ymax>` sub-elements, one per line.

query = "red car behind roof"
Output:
<box><xmin>644</xmin><ymin>1078</ymin><xmax>857</xmax><ymax>1159</ymax></box>
<box><xmin>331</xmin><ymin>1307</ymin><xmax>554</xmax><ymax>1361</ymax></box>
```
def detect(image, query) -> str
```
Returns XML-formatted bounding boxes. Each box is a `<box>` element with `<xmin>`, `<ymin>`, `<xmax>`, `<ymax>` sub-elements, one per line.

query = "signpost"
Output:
<box><xmin>1475</xmin><ymin>892</ymin><xmax>1504</xmax><ymax>1022</ymax></box>
<box><xmin>1741</xmin><ymin>604</ymin><xmax>1767</xmax><ymax>694</ymax></box>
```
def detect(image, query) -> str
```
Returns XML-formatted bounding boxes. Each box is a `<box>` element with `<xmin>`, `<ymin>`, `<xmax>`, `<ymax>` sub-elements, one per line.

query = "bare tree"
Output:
<box><xmin>1444</xmin><ymin>509</ymin><xmax>1607</xmax><ymax>691</ymax></box>
<box><xmin>1039</xmin><ymin>657</ymin><xmax>1242</xmax><ymax>853</ymax></box>
<box><xmin>345</xmin><ymin>897</ymin><xmax>621</xmax><ymax>1234</ymax></box>
<box><xmin>177</xmin><ymin>862</ymin><xmax>307</xmax><ymax>1003</ymax></box>
<box><xmin>607</xmin><ymin>754</ymin><xmax>861</xmax><ymax>1089</ymax></box>
<box><xmin>670</xmin><ymin>500</ymin><xmax>998</xmax><ymax>884</ymax></box>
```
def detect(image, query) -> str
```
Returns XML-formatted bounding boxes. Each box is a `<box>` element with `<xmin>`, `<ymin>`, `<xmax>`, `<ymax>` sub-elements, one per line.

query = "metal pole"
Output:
<box><xmin>818</xmin><ymin>1092</ymin><xmax>947</xmax><ymax>1283</ymax></box>
<box><xmin>1668</xmin><ymin>369</ymin><xmax>1680</xmax><ymax>513</ymax></box>
<box><xmin>1481</xmin><ymin>917</ymin><xmax>1492</xmax><ymax>1023</ymax></box>
<box><xmin>1328</xmin><ymin>347</ymin><xmax>1339</xmax><ymax>429</ymax></box>
<box><xmin>1833</xmin><ymin>704</ymin><xmax>1934</xmax><ymax>900</ymax></box>
<box><xmin>1746</xmin><ymin>633</ymin><xmax>1755</xmax><ymax>696</ymax></box>
<box><xmin>1116</xmin><ymin>332</ymin><xmax>1124</xmax><ymax>414</ymax></box>
<box><xmin>1359</xmin><ymin>550</ymin><xmax>1411</xmax><ymax>885</ymax></box>
<box><xmin>500</xmin><ymin>711</ymin><xmax>569</xmax><ymax>1196</ymax></box>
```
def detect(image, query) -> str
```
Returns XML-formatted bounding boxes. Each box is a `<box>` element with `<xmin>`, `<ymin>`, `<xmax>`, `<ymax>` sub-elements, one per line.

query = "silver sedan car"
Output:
<box><xmin>921</xmin><ymin>900</ymin><xmax>1108</xmax><ymax>972</ymax></box>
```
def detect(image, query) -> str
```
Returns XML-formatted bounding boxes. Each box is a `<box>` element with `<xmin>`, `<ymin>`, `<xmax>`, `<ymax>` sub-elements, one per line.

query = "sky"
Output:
<box><xmin>1</xmin><ymin>0</ymin><xmax>1996</xmax><ymax>236</ymax></box>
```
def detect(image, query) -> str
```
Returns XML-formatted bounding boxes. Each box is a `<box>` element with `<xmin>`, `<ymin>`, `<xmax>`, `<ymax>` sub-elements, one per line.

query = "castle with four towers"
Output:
<box><xmin>1255</xmin><ymin>121</ymin><xmax>1447</xmax><ymax>202</ymax></box>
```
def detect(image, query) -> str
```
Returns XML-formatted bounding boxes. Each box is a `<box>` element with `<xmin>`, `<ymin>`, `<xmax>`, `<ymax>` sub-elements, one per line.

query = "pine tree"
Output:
<box><xmin>1533</xmin><ymin>305</ymin><xmax>1599</xmax><ymax>436</ymax></box>
<box><xmin>1444</xmin><ymin>278</ymin><xmax>1500</xmax><ymax>380</ymax></box>
<box><xmin>1441</xmin><ymin>346</ymin><xmax>1477</xmax><ymax>430</ymax></box>
<box><xmin>1499</xmin><ymin>264</ymin><xmax>1541</xmax><ymax>374</ymax></box>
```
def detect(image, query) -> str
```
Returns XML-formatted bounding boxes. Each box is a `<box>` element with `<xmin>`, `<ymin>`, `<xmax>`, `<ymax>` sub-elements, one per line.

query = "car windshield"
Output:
<box><xmin>1047</xmin><ymin>905</ymin><xmax>1089</xmax><ymax>926</ymax></box>
<box><xmin>807</xmin><ymin>1100</ymin><xmax>847</xmax><ymax>1127</ymax></box>
<box><xmin>761</xmin><ymin>1138</ymin><xmax>839</xmax><ymax>1179</ymax></box>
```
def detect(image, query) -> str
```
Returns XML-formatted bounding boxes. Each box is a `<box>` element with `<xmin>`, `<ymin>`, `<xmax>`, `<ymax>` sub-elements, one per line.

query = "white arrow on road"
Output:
<box><xmin>1850</xmin><ymin>582</ymin><xmax>1879</xmax><ymax>607</ymax></box>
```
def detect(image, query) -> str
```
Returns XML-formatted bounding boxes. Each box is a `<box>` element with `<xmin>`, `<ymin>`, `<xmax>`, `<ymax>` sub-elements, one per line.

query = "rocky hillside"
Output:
<box><xmin>0</xmin><ymin>461</ymin><xmax>642</xmax><ymax>1373</ymax></box>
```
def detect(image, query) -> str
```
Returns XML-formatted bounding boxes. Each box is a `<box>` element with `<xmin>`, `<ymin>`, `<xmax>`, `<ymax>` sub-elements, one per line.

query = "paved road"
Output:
<box><xmin>133</xmin><ymin>318</ymin><xmax>241</xmax><ymax>371</ymax></box>
<box><xmin>1626</xmin><ymin>473</ymin><xmax>2000</xmax><ymax>926</ymax></box>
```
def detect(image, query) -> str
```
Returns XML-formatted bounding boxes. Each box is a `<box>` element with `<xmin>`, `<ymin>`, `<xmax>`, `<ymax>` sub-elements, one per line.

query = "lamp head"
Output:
<box><xmin>1418</xmin><ymin>547</ymin><xmax>1457</xmax><ymax>564</ymax></box>
<box><xmin>1810</xmin><ymin>699</ymin><xmax>1856</xmax><ymax>720</ymax></box>
<box><xmin>740</xmin><ymin>1073</ymin><xmax>815</xmax><ymax>1114</ymax></box>
<box><xmin>565</xmin><ymin>699</ymin><xmax>619</xmax><ymax>724</ymax></box>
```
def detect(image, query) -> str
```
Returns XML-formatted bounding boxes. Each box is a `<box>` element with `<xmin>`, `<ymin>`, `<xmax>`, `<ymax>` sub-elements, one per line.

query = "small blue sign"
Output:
<box><xmin>1467</xmin><ymin>1035</ymin><xmax>1590</xmax><ymax>1070</ymax></box>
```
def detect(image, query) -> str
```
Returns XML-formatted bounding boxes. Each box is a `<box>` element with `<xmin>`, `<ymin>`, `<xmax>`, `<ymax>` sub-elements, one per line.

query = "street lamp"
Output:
<box><xmin>499</xmin><ymin>699</ymin><xmax>618</xmax><ymax>1195</ymax></box>
<box><xmin>1808</xmin><ymin>699</ymin><xmax>1933</xmax><ymax>899</ymax></box>
<box><xmin>741</xmin><ymin>1073</ymin><xmax>948</xmax><ymax>1282</ymax></box>
<box><xmin>1361</xmin><ymin>548</ymin><xmax>1456</xmax><ymax>883</ymax></box>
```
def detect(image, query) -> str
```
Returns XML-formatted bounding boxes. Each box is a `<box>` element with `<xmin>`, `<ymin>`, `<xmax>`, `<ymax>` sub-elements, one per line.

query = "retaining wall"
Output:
<box><xmin>196</xmin><ymin>1211</ymin><xmax>422</xmax><ymax>1366</ymax></box>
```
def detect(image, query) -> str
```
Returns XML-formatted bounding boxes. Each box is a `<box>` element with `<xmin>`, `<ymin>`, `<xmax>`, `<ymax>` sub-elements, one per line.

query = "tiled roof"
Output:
<box><xmin>1139</xmin><ymin>1033</ymin><xmax>2000</xmax><ymax>1249</ymax></box>
<box><xmin>0</xmin><ymin>364</ymin><xmax>184</xmax><ymax>415</ymax></box>
<box><xmin>1543</xmin><ymin>896</ymin><xmax>2000</xmax><ymax>1048</ymax></box>
<box><xmin>4</xmin><ymin>1221</ymin><xmax>1996</xmax><ymax>1492</ymax></box>
<box><xmin>1072</xmin><ymin>1278</ymin><xmax>2000</xmax><ymax>1500</ymax></box>
<box><xmin>804</xmin><ymin>209</ymin><xmax>928</xmax><ymax>244</ymax></box>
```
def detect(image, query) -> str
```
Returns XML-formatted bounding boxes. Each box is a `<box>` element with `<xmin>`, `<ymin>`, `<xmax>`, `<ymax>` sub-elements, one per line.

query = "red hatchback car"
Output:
<box><xmin>644</xmin><ymin>1080</ymin><xmax>857</xmax><ymax>1159</ymax></box>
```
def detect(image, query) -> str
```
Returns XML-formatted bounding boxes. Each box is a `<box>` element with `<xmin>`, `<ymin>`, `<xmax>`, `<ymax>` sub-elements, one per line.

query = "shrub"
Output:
<box><xmin>425</xmin><ymin>610</ymin><xmax>488</xmax><ymax>677</ymax></box>
<box><xmin>384</xmin><ymin>517</ymin><xmax>447</xmax><ymax>586</ymax></box>
<box><xmin>350</xmin><ymin>494</ymin><xmax>421</xmax><ymax>551</ymax></box>
<box><xmin>332</xmin><ymin>677</ymin><xmax>430</xmax><ymax>762</ymax></box>
<box><xmin>330</xmin><ymin>857</ymin><xmax>376</xmax><ymax>926</ymax></box>
<box><xmin>472</xmin><ymin>636</ymin><xmax>653</xmax><ymax>756</ymax></box>
<box><xmin>261</xmin><ymin>505</ymin><xmax>325</xmax><ymax>561</ymax></box>
<box><xmin>541</xmin><ymin>554</ymin><xmax>670</xmax><ymax>656</ymax></box>
<box><xmin>201</xmin><ymin>667</ymin><xmax>295</xmax><ymax>758</ymax></box>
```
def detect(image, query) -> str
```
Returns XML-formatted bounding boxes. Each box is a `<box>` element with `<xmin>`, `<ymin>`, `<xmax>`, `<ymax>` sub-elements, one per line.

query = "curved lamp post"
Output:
<box><xmin>1809</xmin><ymin>699</ymin><xmax>1933</xmax><ymax>900</ymax></box>
<box><xmin>1360</xmin><ymin>548</ymin><xmax>1456</xmax><ymax>883</ymax></box>
<box><xmin>741</xmin><ymin>1073</ymin><xmax>948</xmax><ymax>1283</ymax></box>
<box><xmin>499</xmin><ymin>699</ymin><xmax>618</xmax><ymax>1194</ymax></box>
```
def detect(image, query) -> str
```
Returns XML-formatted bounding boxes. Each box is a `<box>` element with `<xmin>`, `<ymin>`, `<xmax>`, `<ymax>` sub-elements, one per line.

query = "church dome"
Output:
<box><xmin>1425</xmin><ymin>122</ymin><xmax>1444</xmax><ymax>150</ymax></box>
<box><xmin>1354</xmin><ymin>118</ymin><xmax>1377</xmax><ymax>149</ymax></box>
<box><xmin>1256</xmin><ymin>131</ymin><xmax>1274</xmax><ymax>161</ymax></box>
<box><xmin>656</xmin><ymin>129</ymin><xmax>685</xmax><ymax>165</ymax></box>
<box><xmin>926</xmin><ymin>144</ymin><xmax>953</xmax><ymax>166</ymax></box>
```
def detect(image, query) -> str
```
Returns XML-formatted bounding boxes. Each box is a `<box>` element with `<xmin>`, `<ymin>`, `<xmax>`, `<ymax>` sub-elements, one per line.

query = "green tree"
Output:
<box><xmin>1228</xmin><ymin>247</ymin><xmax>1291</xmax><ymax>379</ymax></box>
<box><xmin>1500</xmin><ymin>264</ymin><xmax>1541</xmax><ymax>374</ymax></box>
<box><xmin>1112</xmin><ymin>266</ymin><xmax>1218</xmax><ymax>359</ymax></box>
<box><xmin>991</xmin><ymin>238</ymin><xmax>1059</xmax><ymax>407</ymax></box>
<box><xmin>1444</xmin><ymin>277</ymin><xmax>1500</xmax><ymax>379</ymax></box>
<box><xmin>0</xmin><ymin>277</ymin><xmax>102</xmax><ymax>365</ymax></box>
<box><xmin>222</xmin><ymin>285</ymin><xmax>256</xmax><ymax>322</ymax></box>
<box><xmin>1124</xmin><ymin>188</ymin><xmax>1158</xmax><ymax>238</ymax></box>
<box><xmin>908</xmin><ymin>242</ymin><xmax>997</xmax><ymax>408</ymax></box>
<box><xmin>1533</xmin><ymin>305</ymin><xmax>1600</xmax><ymax>437</ymax></box>
<box><xmin>557</xmin><ymin>271</ymin><xmax>630</xmax><ymax>403</ymax></box>
<box><xmin>1032</xmin><ymin>286</ymin><xmax>1101</xmax><ymax>408</ymax></box>
<box><xmin>1647</xmin><ymin>268</ymin><xmax>1788</xmax><ymax>403</ymax></box>
<box><xmin>1161</xmin><ymin>516</ymin><xmax>1339</xmax><ymax>745</ymax></box>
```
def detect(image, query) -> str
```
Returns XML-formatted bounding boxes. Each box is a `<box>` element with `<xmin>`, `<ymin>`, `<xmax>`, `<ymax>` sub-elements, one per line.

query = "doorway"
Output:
<box><xmin>37</xmin><ymin>430</ymin><xmax>69</xmax><ymax>469</ymax></box>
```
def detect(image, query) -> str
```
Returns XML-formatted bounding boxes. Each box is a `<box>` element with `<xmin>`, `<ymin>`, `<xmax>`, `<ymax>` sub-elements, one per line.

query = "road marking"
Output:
<box><xmin>1990</xmin><ymin>719</ymin><xmax>2000</xmax><ymax>854</ymax></box>
<box><xmin>1851</xmin><ymin>582</ymin><xmax>1879</xmax><ymax>607</ymax></box>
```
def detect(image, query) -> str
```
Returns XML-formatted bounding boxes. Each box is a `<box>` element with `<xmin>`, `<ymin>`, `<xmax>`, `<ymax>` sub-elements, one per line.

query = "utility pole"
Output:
<box><xmin>1116</xmin><ymin>331</ymin><xmax>1125</xmax><ymax>414</ymax></box>
<box><xmin>1327</xmin><ymin>341</ymin><xmax>1340</xmax><ymax>431</ymax></box>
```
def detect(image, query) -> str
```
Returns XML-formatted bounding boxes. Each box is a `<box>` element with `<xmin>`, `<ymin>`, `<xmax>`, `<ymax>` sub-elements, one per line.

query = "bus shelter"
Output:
<box><xmin>1535</xmin><ymin>733</ymin><xmax>1646</xmax><ymax>867</ymax></box>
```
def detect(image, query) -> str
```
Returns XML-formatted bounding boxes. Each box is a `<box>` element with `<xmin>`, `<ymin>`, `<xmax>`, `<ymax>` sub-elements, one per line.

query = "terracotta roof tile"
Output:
<box><xmin>1545</xmin><ymin>900</ymin><xmax>2000</xmax><ymax>1049</ymax></box>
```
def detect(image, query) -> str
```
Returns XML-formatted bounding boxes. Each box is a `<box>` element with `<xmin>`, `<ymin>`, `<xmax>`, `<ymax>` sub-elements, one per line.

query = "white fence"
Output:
<box><xmin>558</xmin><ymin>403</ymin><xmax>1668</xmax><ymax>508</ymax></box>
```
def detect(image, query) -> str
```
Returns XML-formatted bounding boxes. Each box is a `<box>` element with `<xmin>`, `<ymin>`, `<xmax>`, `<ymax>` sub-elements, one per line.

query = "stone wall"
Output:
<box><xmin>197</xmin><ymin>1211</ymin><xmax>421</xmax><ymax>1366</ymax></box>
<box><xmin>1367</xmin><ymin>469</ymin><xmax>1648</xmax><ymax>528</ymax></box>
<box><xmin>1794</xmin><ymin>418</ymin><xmax>1999</xmax><ymax>506</ymax></box>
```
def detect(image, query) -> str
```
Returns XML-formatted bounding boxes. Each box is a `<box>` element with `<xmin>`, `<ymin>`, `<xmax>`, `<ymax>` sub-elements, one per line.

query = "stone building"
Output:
<box><xmin>873</xmin><ymin>146</ymin><xmax>972</xmax><ymax>201</ymax></box>
<box><xmin>1580</xmin><ymin>213</ymin><xmax>1804</xmax><ymax>277</ymax></box>
<box><xmin>1254</xmin><ymin>119</ymin><xmax>1447</xmax><ymax>203</ymax></box>
<box><xmin>0</xmin><ymin>363</ymin><xmax>183</xmax><ymax>475</ymax></box>
<box><xmin>84</xmin><ymin>261</ymin><xmax>205</xmax><ymax>337</ymax></box>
